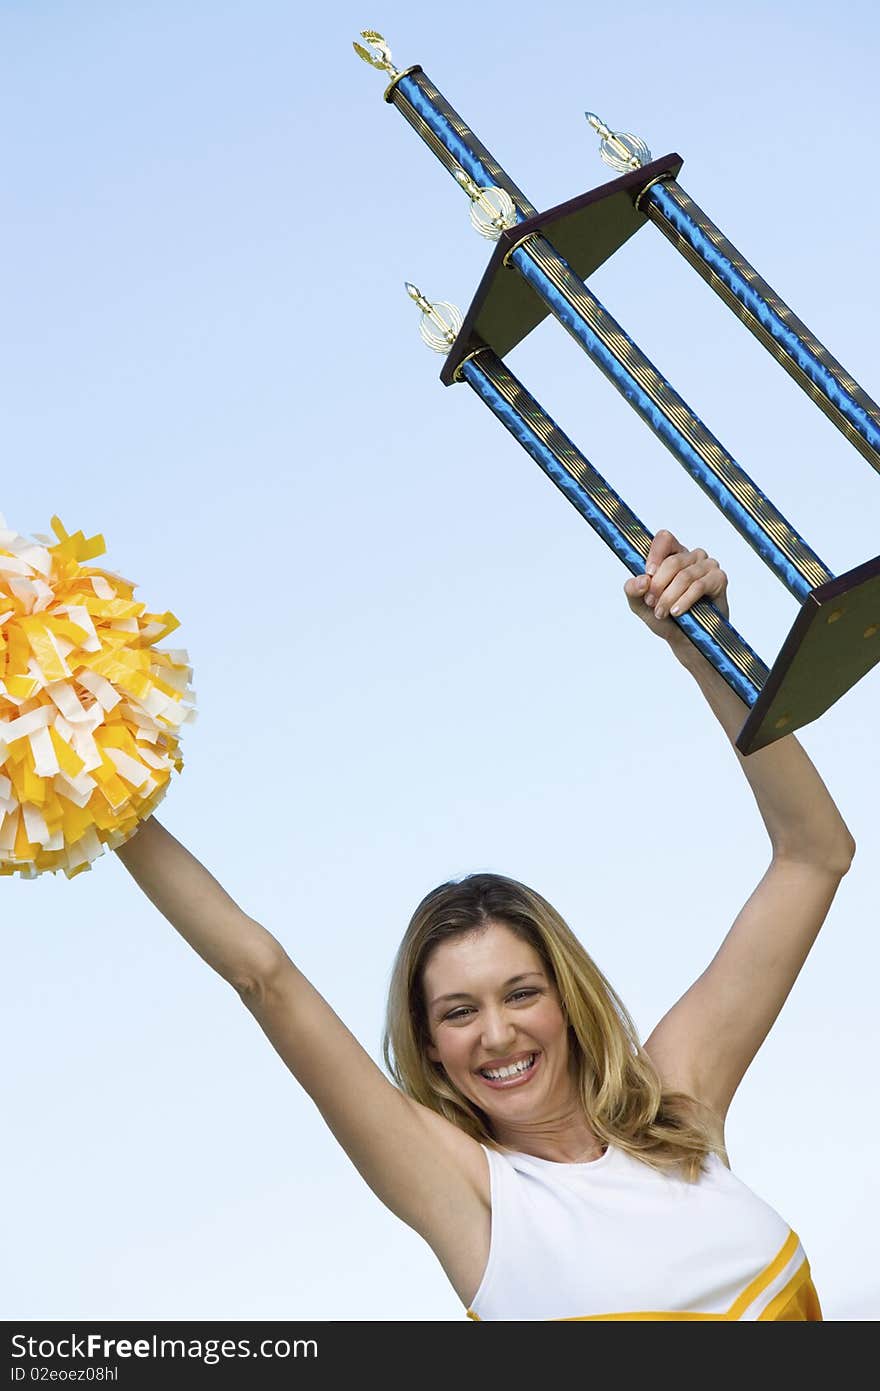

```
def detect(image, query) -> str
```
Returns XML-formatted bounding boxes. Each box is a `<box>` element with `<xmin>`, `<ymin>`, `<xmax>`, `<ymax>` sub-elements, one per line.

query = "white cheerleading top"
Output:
<box><xmin>467</xmin><ymin>1143</ymin><xmax>820</xmax><ymax>1321</ymax></box>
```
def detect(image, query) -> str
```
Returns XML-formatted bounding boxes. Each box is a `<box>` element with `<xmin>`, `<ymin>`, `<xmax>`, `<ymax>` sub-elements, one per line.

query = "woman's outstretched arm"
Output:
<box><xmin>115</xmin><ymin>817</ymin><xmax>281</xmax><ymax>990</ymax></box>
<box><xmin>625</xmin><ymin>530</ymin><xmax>856</xmax><ymax>1125</ymax></box>
<box><xmin>113</xmin><ymin>818</ymin><xmax>488</xmax><ymax>1269</ymax></box>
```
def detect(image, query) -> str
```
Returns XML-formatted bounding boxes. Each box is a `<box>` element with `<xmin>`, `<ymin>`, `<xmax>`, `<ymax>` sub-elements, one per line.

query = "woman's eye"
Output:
<box><xmin>444</xmin><ymin>990</ymin><xmax>538</xmax><ymax>1021</ymax></box>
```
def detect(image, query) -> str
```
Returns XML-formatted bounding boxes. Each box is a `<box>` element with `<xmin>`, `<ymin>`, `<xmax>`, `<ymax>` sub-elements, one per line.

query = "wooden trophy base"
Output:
<box><xmin>737</xmin><ymin>555</ymin><xmax>880</xmax><ymax>753</ymax></box>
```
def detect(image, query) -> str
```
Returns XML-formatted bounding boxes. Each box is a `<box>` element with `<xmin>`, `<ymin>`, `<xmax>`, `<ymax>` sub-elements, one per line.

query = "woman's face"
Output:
<box><xmin>422</xmin><ymin>919</ymin><xmax>575</xmax><ymax>1127</ymax></box>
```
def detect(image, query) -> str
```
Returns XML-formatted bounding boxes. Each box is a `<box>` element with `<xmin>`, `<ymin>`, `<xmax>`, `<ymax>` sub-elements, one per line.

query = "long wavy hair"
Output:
<box><xmin>383</xmin><ymin>871</ymin><xmax>726</xmax><ymax>1182</ymax></box>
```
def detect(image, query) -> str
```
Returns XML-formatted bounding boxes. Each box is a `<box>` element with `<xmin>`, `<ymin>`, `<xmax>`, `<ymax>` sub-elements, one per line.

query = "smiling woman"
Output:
<box><xmin>386</xmin><ymin>878</ymin><xmax>713</xmax><ymax>1176</ymax></box>
<box><xmin>114</xmin><ymin>530</ymin><xmax>855</xmax><ymax>1321</ymax></box>
<box><xmin>382</xmin><ymin>875</ymin><xmax>820</xmax><ymax>1319</ymax></box>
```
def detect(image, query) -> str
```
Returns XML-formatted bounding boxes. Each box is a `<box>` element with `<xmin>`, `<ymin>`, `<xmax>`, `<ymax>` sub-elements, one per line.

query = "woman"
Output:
<box><xmin>115</xmin><ymin>530</ymin><xmax>855</xmax><ymax>1321</ymax></box>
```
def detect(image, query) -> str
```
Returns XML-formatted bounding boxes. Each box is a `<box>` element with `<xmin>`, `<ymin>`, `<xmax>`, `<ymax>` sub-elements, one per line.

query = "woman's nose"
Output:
<box><xmin>480</xmin><ymin>1006</ymin><xmax>518</xmax><ymax>1053</ymax></box>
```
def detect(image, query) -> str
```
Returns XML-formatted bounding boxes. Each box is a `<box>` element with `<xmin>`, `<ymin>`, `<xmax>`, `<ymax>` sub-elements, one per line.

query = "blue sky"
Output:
<box><xmin>2</xmin><ymin>0</ymin><xmax>878</xmax><ymax>1320</ymax></box>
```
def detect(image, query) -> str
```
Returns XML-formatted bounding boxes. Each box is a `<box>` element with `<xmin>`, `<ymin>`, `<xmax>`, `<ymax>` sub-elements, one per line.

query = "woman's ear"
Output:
<box><xmin>426</xmin><ymin>1040</ymin><xmax>440</xmax><ymax>1062</ymax></box>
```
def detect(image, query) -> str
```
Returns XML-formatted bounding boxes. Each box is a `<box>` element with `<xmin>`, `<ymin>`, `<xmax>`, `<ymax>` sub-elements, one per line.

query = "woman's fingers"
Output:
<box><xmin>648</xmin><ymin>547</ymin><xmax>707</xmax><ymax>608</ymax></box>
<box><xmin>644</xmin><ymin>528</ymin><xmax>685</xmax><ymax>578</ymax></box>
<box><xmin>624</xmin><ymin>573</ymin><xmax>650</xmax><ymax>602</ymax></box>
<box><xmin>653</xmin><ymin>556</ymin><xmax>728</xmax><ymax>620</ymax></box>
<box><xmin>626</xmin><ymin>532</ymin><xmax>729</xmax><ymax>630</ymax></box>
<box><xmin>658</xmin><ymin>571</ymin><xmax>728</xmax><ymax>621</ymax></box>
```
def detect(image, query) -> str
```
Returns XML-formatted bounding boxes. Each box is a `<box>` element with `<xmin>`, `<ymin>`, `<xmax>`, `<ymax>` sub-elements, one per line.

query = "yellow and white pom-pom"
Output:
<box><xmin>0</xmin><ymin>514</ymin><xmax>195</xmax><ymax>879</ymax></box>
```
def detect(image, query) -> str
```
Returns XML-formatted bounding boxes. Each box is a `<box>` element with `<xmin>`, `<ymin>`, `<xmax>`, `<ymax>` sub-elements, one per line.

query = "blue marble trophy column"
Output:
<box><xmin>406</xmin><ymin>282</ymin><xmax>769</xmax><ymax>712</ymax></box>
<box><xmin>584</xmin><ymin>115</ymin><xmax>880</xmax><ymax>477</ymax></box>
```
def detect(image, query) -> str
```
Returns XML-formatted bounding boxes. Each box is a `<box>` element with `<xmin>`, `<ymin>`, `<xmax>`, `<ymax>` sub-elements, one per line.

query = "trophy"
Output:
<box><xmin>354</xmin><ymin>32</ymin><xmax>880</xmax><ymax>754</ymax></box>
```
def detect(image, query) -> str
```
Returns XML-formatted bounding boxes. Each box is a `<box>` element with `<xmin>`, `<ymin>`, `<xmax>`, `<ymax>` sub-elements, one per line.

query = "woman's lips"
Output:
<box><xmin>476</xmin><ymin>1051</ymin><xmax>541</xmax><ymax>1090</ymax></box>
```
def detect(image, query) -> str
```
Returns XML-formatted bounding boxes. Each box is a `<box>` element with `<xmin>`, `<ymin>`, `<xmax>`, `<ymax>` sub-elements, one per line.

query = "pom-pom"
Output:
<box><xmin>0</xmin><ymin>514</ymin><xmax>195</xmax><ymax>878</ymax></box>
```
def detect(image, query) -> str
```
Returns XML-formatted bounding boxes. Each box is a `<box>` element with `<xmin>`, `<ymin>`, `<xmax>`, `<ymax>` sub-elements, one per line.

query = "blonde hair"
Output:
<box><xmin>383</xmin><ymin>871</ymin><xmax>726</xmax><ymax>1182</ymax></box>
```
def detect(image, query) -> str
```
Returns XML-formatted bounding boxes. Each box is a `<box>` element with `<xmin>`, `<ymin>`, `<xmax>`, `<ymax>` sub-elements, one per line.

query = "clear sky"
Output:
<box><xmin>2</xmin><ymin>0</ymin><xmax>878</xmax><ymax>1321</ymax></box>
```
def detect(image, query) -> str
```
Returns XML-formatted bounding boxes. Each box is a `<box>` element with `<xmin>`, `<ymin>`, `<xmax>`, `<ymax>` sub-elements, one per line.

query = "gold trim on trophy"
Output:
<box><xmin>452</xmin><ymin>347</ymin><xmax>493</xmax><ymax>383</ymax></box>
<box><xmin>383</xmin><ymin>67</ymin><xmax>421</xmax><ymax>101</ymax></box>
<box><xmin>634</xmin><ymin>172</ymin><xmax>677</xmax><ymax>212</ymax></box>
<box><xmin>502</xmin><ymin>231</ymin><xmax>540</xmax><ymax>268</ymax></box>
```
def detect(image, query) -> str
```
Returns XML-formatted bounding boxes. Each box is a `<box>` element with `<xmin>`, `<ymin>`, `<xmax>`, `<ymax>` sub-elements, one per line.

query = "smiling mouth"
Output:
<box><xmin>478</xmin><ymin>1052</ymin><xmax>539</xmax><ymax>1087</ymax></box>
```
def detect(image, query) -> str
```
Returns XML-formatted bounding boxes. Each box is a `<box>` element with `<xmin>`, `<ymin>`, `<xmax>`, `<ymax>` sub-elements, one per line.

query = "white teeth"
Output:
<box><xmin>481</xmin><ymin>1053</ymin><xmax>535</xmax><ymax>1080</ymax></box>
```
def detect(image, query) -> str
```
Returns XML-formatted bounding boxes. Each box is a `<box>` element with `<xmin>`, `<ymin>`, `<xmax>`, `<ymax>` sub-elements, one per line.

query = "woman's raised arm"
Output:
<box><xmin>622</xmin><ymin>531</ymin><xmax>856</xmax><ymax>1126</ymax></box>
<box><xmin>115</xmin><ymin>817</ymin><xmax>282</xmax><ymax>991</ymax></box>
<box><xmin>113</xmin><ymin>819</ymin><xmax>488</xmax><ymax>1272</ymax></box>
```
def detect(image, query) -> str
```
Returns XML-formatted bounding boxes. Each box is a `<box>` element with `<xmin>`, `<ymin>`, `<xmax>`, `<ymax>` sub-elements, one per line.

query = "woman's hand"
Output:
<box><xmin>623</xmin><ymin>529</ymin><xmax>729</xmax><ymax>637</ymax></box>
